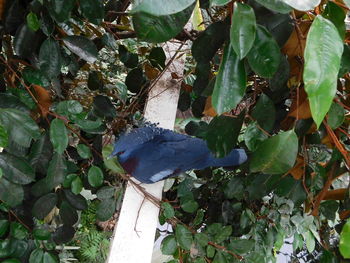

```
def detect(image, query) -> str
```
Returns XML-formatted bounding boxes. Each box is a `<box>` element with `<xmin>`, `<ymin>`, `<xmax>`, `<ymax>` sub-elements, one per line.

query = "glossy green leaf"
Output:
<box><xmin>32</xmin><ymin>193</ymin><xmax>57</xmax><ymax>220</ymax></box>
<box><xmin>29</xmin><ymin>133</ymin><xmax>53</xmax><ymax>174</ymax></box>
<box><xmin>71</xmin><ymin>176</ymin><xmax>83</xmax><ymax>195</ymax></box>
<box><xmin>2</xmin><ymin>258</ymin><xmax>21</xmax><ymax>263</ymax></box>
<box><xmin>0</xmin><ymin>220</ymin><xmax>9</xmax><ymax>238</ymax></box>
<box><xmin>304</xmin><ymin>230</ymin><xmax>315</xmax><ymax>252</ymax></box>
<box><xmin>63</xmin><ymin>189</ymin><xmax>88</xmax><ymax>210</ymax></box>
<box><xmin>0</xmin><ymin>153</ymin><xmax>35</xmax><ymax>184</ymax></box>
<box><xmin>63</xmin><ymin>36</ymin><xmax>98</xmax><ymax>63</ymax></box>
<box><xmin>323</xmin><ymin>1</ymin><xmax>346</xmax><ymax>40</ymax></box>
<box><xmin>254</xmin><ymin>0</ymin><xmax>292</xmax><ymax>14</ymax></box>
<box><xmin>27</xmin><ymin>12</ymin><xmax>40</xmax><ymax>31</ymax></box>
<box><xmin>46</xmin><ymin>0</ymin><xmax>75</xmax><ymax>23</ymax></box>
<box><xmin>0</xmin><ymin>178</ymin><xmax>24</xmax><ymax>207</ymax></box>
<box><xmin>50</xmin><ymin>119</ymin><xmax>68</xmax><ymax>154</ymax></box>
<box><xmin>88</xmin><ymin>166</ymin><xmax>104</xmax><ymax>187</ymax></box>
<box><xmin>247</xmin><ymin>25</ymin><xmax>281</xmax><ymax>78</ymax></box>
<box><xmin>29</xmin><ymin>248</ymin><xmax>44</xmax><ymax>263</ymax></box>
<box><xmin>161</xmin><ymin>235</ymin><xmax>177</xmax><ymax>255</ymax></box>
<box><xmin>77</xmin><ymin>144</ymin><xmax>92</xmax><ymax>159</ymax></box>
<box><xmin>131</xmin><ymin>0</ymin><xmax>196</xmax><ymax>43</ymax></box>
<box><xmin>40</xmin><ymin>10</ymin><xmax>55</xmax><ymax>36</ymax></box>
<box><xmin>96</xmin><ymin>198</ymin><xmax>116</xmax><ymax>221</ymax></box>
<box><xmin>230</xmin><ymin>3</ymin><xmax>256</xmax><ymax>59</ymax></box>
<box><xmin>0</xmin><ymin>124</ymin><xmax>8</xmax><ymax>148</ymax></box>
<box><xmin>281</xmin><ymin>0</ymin><xmax>320</xmax><ymax>11</ymax></box>
<box><xmin>175</xmin><ymin>224</ymin><xmax>193</xmax><ymax>250</ymax></box>
<box><xmin>340</xmin><ymin>219</ymin><xmax>350</xmax><ymax>258</ymax></box>
<box><xmin>180</xmin><ymin>196</ymin><xmax>199</xmax><ymax>213</ymax></box>
<box><xmin>250</xmin><ymin>130</ymin><xmax>298</xmax><ymax>174</ymax></box>
<box><xmin>228</xmin><ymin>239</ymin><xmax>255</xmax><ymax>255</ymax></box>
<box><xmin>162</xmin><ymin>202</ymin><xmax>175</xmax><ymax>219</ymax></box>
<box><xmin>43</xmin><ymin>251</ymin><xmax>58</xmax><ymax>263</ymax></box>
<box><xmin>327</xmin><ymin>102</ymin><xmax>345</xmax><ymax>129</ymax></box>
<box><xmin>303</xmin><ymin>15</ymin><xmax>343</xmax><ymax>128</ymax></box>
<box><xmin>125</xmin><ymin>68</ymin><xmax>145</xmax><ymax>93</ymax></box>
<box><xmin>149</xmin><ymin>47</ymin><xmax>166</xmax><ymax>69</ymax></box>
<box><xmin>205</xmin><ymin>114</ymin><xmax>244</xmax><ymax>158</ymax></box>
<box><xmin>103</xmin><ymin>145</ymin><xmax>125</xmax><ymax>174</ymax></box>
<box><xmin>251</xmin><ymin>94</ymin><xmax>276</xmax><ymax>132</ymax></box>
<box><xmin>33</xmin><ymin>228</ymin><xmax>51</xmax><ymax>240</ymax></box>
<box><xmin>339</xmin><ymin>44</ymin><xmax>350</xmax><ymax>77</ymax></box>
<box><xmin>22</xmin><ymin>67</ymin><xmax>50</xmax><ymax>87</ymax></box>
<box><xmin>0</xmin><ymin>108</ymin><xmax>40</xmax><ymax>147</ymax></box>
<box><xmin>244</xmin><ymin>122</ymin><xmax>268</xmax><ymax>151</ymax></box>
<box><xmin>14</xmin><ymin>24</ymin><xmax>39</xmax><ymax>58</ymax></box>
<box><xmin>80</xmin><ymin>0</ymin><xmax>104</xmax><ymax>25</ymax></box>
<box><xmin>39</xmin><ymin>38</ymin><xmax>62</xmax><ymax>79</ymax></box>
<box><xmin>119</xmin><ymin>45</ymin><xmax>139</xmax><ymax>68</ymax></box>
<box><xmin>212</xmin><ymin>44</ymin><xmax>246</xmax><ymax>114</ymax></box>
<box><xmin>97</xmin><ymin>186</ymin><xmax>116</xmax><ymax>200</ymax></box>
<box><xmin>210</xmin><ymin>0</ymin><xmax>230</xmax><ymax>6</ymax></box>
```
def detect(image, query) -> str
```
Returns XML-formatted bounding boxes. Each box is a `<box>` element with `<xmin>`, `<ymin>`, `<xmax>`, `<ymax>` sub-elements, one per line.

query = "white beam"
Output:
<box><xmin>107</xmin><ymin>41</ymin><xmax>185</xmax><ymax>263</ymax></box>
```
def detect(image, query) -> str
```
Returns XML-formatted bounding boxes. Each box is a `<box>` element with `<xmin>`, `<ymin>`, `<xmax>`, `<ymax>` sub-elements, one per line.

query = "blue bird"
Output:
<box><xmin>112</xmin><ymin>126</ymin><xmax>247</xmax><ymax>184</ymax></box>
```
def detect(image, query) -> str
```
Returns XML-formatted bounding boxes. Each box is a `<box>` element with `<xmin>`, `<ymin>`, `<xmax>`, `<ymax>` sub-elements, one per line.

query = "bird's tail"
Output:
<box><xmin>210</xmin><ymin>149</ymin><xmax>247</xmax><ymax>167</ymax></box>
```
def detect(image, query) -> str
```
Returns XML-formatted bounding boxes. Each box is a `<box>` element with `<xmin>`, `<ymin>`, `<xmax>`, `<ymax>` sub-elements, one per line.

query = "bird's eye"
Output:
<box><xmin>117</xmin><ymin>151</ymin><xmax>125</xmax><ymax>156</ymax></box>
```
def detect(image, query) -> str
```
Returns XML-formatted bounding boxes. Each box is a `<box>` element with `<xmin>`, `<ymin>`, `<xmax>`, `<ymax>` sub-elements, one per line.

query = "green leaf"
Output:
<box><xmin>103</xmin><ymin>145</ymin><xmax>125</xmax><ymax>174</ymax></box>
<box><xmin>247</xmin><ymin>25</ymin><xmax>281</xmax><ymax>78</ymax></box>
<box><xmin>10</xmin><ymin>222</ymin><xmax>28</xmax><ymax>239</ymax></box>
<box><xmin>161</xmin><ymin>235</ymin><xmax>177</xmax><ymax>255</ymax></box>
<box><xmin>162</xmin><ymin>202</ymin><xmax>175</xmax><ymax>219</ymax></box>
<box><xmin>0</xmin><ymin>108</ymin><xmax>40</xmax><ymax>147</ymax></box>
<box><xmin>244</xmin><ymin>122</ymin><xmax>268</xmax><ymax>151</ymax></box>
<box><xmin>71</xmin><ymin>176</ymin><xmax>83</xmax><ymax>195</ymax></box>
<box><xmin>63</xmin><ymin>36</ymin><xmax>98</xmax><ymax>63</ymax></box>
<box><xmin>27</xmin><ymin>12</ymin><xmax>40</xmax><ymax>31</ymax></box>
<box><xmin>96</xmin><ymin>198</ymin><xmax>116</xmax><ymax>221</ymax></box>
<box><xmin>213</xmin><ymin>251</ymin><xmax>227</xmax><ymax>263</ymax></box>
<box><xmin>149</xmin><ymin>47</ymin><xmax>166</xmax><ymax>69</ymax></box>
<box><xmin>88</xmin><ymin>166</ymin><xmax>104</xmax><ymax>187</ymax></box>
<box><xmin>210</xmin><ymin>0</ymin><xmax>230</xmax><ymax>6</ymax></box>
<box><xmin>39</xmin><ymin>38</ymin><xmax>62</xmax><ymax>79</ymax></box>
<box><xmin>224</xmin><ymin>177</ymin><xmax>244</xmax><ymax>200</ymax></box>
<box><xmin>339</xmin><ymin>45</ymin><xmax>350</xmax><ymax>77</ymax></box>
<box><xmin>63</xmin><ymin>189</ymin><xmax>88</xmax><ymax>210</ymax></box>
<box><xmin>180</xmin><ymin>196</ymin><xmax>199</xmax><ymax>213</ymax></box>
<box><xmin>0</xmin><ymin>124</ymin><xmax>8</xmax><ymax>148</ymax></box>
<box><xmin>303</xmin><ymin>15</ymin><xmax>343</xmax><ymax>128</ymax></box>
<box><xmin>228</xmin><ymin>239</ymin><xmax>255</xmax><ymax>255</ymax></box>
<box><xmin>205</xmin><ymin>114</ymin><xmax>244</xmax><ymax>158</ymax></box>
<box><xmin>340</xmin><ymin>219</ymin><xmax>350</xmax><ymax>258</ymax></box>
<box><xmin>29</xmin><ymin>248</ymin><xmax>44</xmax><ymax>263</ymax></box>
<box><xmin>80</xmin><ymin>0</ymin><xmax>104</xmax><ymax>25</ymax></box>
<box><xmin>43</xmin><ymin>251</ymin><xmax>58</xmax><ymax>263</ymax></box>
<box><xmin>59</xmin><ymin>201</ymin><xmax>78</xmax><ymax>226</ymax></box>
<box><xmin>33</xmin><ymin>228</ymin><xmax>51</xmax><ymax>240</ymax></box>
<box><xmin>250</xmin><ymin>130</ymin><xmax>298</xmax><ymax>174</ymax></box>
<box><xmin>0</xmin><ymin>153</ymin><xmax>35</xmax><ymax>185</ymax></box>
<box><xmin>119</xmin><ymin>45</ymin><xmax>139</xmax><ymax>68</ymax></box>
<box><xmin>175</xmin><ymin>224</ymin><xmax>193</xmax><ymax>250</ymax></box>
<box><xmin>97</xmin><ymin>186</ymin><xmax>116</xmax><ymax>200</ymax></box>
<box><xmin>131</xmin><ymin>0</ymin><xmax>196</xmax><ymax>43</ymax></box>
<box><xmin>14</xmin><ymin>24</ymin><xmax>39</xmax><ymax>58</ymax></box>
<box><xmin>46</xmin><ymin>0</ymin><xmax>75</xmax><ymax>23</ymax></box>
<box><xmin>327</xmin><ymin>102</ymin><xmax>344</xmax><ymax>130</ymax></box>
<box><xmin>304</xmin><ymin>230</ymin><xmax>315</xmax><ymax>253</ymax></box>
<box><xmin>0</xmin><ymin>178</ymin><xmax>23</xmax><ymax>207</ymax></box>
<box><xmin>323</xmin><ymin>1</ymin><xmax>346</xmax><ymax>40</ymax></box>
<box><xmin>251</xmin><ymin>94</ymin><xmax>276</xmax><ymax>132</ymax></box>
<box><xmin>254</xmin><ymin>0</ymin><xmax>292</xmax><ymax>14</ymax></box>
<box><xmin>32</xmin><ymin>193</ymin><xmax>57</xmax><ymax>220</ymax></box>
<box><xmin>77</xmin><ymin>144</ymin><xmax>91</xmax><ymax>159</ymax></box>
<box><xmin>2</xmin><ymin>258</ymin><xmax>21</xmax><ymax>263</ymax></box>
<box><xmin>230</xmin><ymin>3</ymin><xmax>256</xmax><ymax>59</ymax></box>
<box><xmin>281</xmin><ymin>0</ymin><xmax>320</xmax><ymax>11</ymax></box>
<box><xmin>50</xmin><ymin>119</ymin><xmax>68</xmax><ymax>154</ymax></box>
<box><xmin>0</xmin><ymin>220</ymin><xmax>9</xmax><ymax>238</ymax></box>
<box><xmin>212</xmin><ymin>44</ymin><xmax>246</xmax><ymax>114</ymax></box>
<box><xmin>214</xmin><ymin>225</ymin><xmax>232</xmax><ymax>243</ymax></box>
<box><xmin>22</xmin><ymin>67</ymin><xmax>50</xmax><ymax>87</ymax></box>
<box><xmin>125</xmin><ymin>68</ymin><xmax>145</xmax><ymax>93</ymax></box>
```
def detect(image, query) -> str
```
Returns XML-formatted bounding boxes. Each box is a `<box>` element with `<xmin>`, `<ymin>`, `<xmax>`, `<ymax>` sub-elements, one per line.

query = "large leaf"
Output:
<box><xmin>80</xmin><ymin>0</ymin><xmax>104</xmax><ymax>25</ymax></box>
<box><xmin>247</xmin><ymin>25</ymin><xmax>281</xmax><ymax>78</ymax></box>
<box><xmin>0</xmin><ymin>177</ymin><xmax>24</xmax><ymax>207</ymax></box>
<box><xmin>303</xmin><ymin>15</ymin><xmax>343</xmax><ymax>128</ymax></box>
<box><xmin>175</xmin><ymin>224</ymin><xmax>193</xmax><ymax>250</ymax></box>
<box><xmin>230</xmin><ymin>3</ymin><xmax>256</xmax><ymax>59</ymax></box>
<box><xmin>13</xmin><ymin>24</ymin><xmax>40</xmax><ymax>58</ymax></box>
<box><xmin>32</xmin><ymin>193</ymin><xmax>57</xmax><ymax>220</ymax></box>
<box><xmin>50</xmin><ymin>119</ymin><xmax>68</xmax><ymax>154</ymax></box>
<box><xmin>0</xmin><ymin>108</ymin><xmax>40</xmax><ymax>147</ymax></box>
<box><xmin>46</xmin><ymin>0</ymin><xmax>75</xmax><ymax>23</ymax></box>
<box><xmin>250</xmin><ymin>130</ymin><xmax>298</xmax><ymax>174</ymax></box>
<box><xmin>39</xmin><ymin>38</ymin><xmax>62</xmax><ymax>79</ymax></box>
<box><xmin>63</xmin><ymin>36</ymin><xmax>98</xmax><ymax>63</ymax></box>
<box><xmin>88</xmin><ymin>166</ymin><xmax>104</xmax><ymax>187</ymax></box>
<box><xmin>340</xmin><ymin>219</ymin><xmax>350</xmax><ymax>259</ymax></box>
<box><xmin>0</xmin><ymin>153</ymin><xmax>35</xmax><ymax>185</ymax></box>
<box><xmin>131</xmin><ymin>0</ymin><xmax>196</xmax><ymax>42</ymax></box>
<box><xmin>212</xmin><ymin>44</ymin><xmax>246</xmax><ymax>114</ymax></box>
<box><xmin>281</xmin><ymin>0</ymin><xmax>320</xmax><ymax>11</ymax></box>
<box><xmin>254</xmin><ymin>0</ymin><xmax>292</xmax><ymax>14</ymax></box>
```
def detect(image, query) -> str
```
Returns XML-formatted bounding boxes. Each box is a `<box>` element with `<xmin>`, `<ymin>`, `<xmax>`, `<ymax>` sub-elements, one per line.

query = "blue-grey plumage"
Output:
<box><xmin>112</xmin><ymin>126</ymin><xmax>247</xmax><ymax>184</ymax></box>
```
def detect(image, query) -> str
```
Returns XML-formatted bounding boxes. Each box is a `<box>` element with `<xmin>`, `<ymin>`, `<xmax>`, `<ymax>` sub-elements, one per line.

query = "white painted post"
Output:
<box><xmin>107</xmin><ymin>41</ymin><xmax>185</xmax><ymax>263</ymax></box>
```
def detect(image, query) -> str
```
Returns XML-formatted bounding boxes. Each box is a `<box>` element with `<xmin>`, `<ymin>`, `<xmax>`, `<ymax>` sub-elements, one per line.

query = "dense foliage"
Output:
<box><xmin>0</xmin><ymin>0</ymin><xmax>350</xmax><ymax>262</ymax></box>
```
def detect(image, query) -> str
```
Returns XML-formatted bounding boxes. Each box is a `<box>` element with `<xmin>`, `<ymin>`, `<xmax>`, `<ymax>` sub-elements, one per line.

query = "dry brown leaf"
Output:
<box><xmin>32</xmin><ymin>84</ymin><xmax>52</xmax><ymax>117</ymax></box>
<box><xmin>288</xmin><ymin>156</ymin><xmax>305</xmax><ymax>180</ymax></box>
<box><xmin>203</xmin><ymin>96</ymin><xmax>217</xmax><ymax>117</ymax></box>
<box><xmin>144</xmin><ymin>63</ymin><xmax>160</xmax><ymax>80</ymax></box>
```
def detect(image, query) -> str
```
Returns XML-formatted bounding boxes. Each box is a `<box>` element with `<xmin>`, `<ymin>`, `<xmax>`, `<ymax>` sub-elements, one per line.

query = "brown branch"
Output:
<box><xmin>208</xmin><ymin>242</ymin><xmax>243</xmax><ymax>260</ymax></box>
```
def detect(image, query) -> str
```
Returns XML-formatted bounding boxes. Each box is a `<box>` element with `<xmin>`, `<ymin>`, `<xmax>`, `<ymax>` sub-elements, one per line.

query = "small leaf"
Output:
<box><xmin>250</xmin><ymin>130</ymin><xmax>298</xmax><ymax>174</ymax></box>
<box><xmin>29</xmin><ymin>248</ymin><xmax>44</xmax><ymax>263</ymax></box>
<box><xmin>71</xmin><ymin>176</ymin><xmax>83</xmax><ymax>195</ymax></box>
<box><xmin>77</xmin><ymin>144</ymin><xmax>91</xmax><ymax>159</ymax></box>
<box><xmin>304</xmin><ymin>230</ymin><xmax>315</xmax><ymax>253</ymax></box>
<box><xmin>52</xmin><ymin>225</ymin><xmax>75</xmax><ymax>244</ymax></box>
<box><xmin>327</xmin><ymin>102</ymin><xmax>344</xmax><ymax>130</ymax></box>
<box><xmin>180</xmin><ymin>196</ymin><xmax>199</xmax><ymax>213</ymax></box>
<box><xmin>50</xmin><ymin>119</ymin><xmax>68</xmax><ymax>154</ymax></box>
<box><xmin>162</xmin><ymin>202</ymin><xmax>175</xmax><ymax>219</ymax></box>
<box><xmin>59</xmin><ymin>201</ymin><xmax>78</xmax><ymax>226</ymax></box>
<box><xmin>39</xmin><ymin>38</ymin><xmax>62</xmax><ymax>79</ymax></box>
<box><xmin>32</xmin><ymin>193</ymin><xmax>57</xmax><ymax>220</ymax></box>
<box><xmin>33</xmin><ymin>228</ymin><xmax>51</xmax><ymax>240</ymax></box>
<box><xmin>230</xmin><ymin>3</ymin><xmax>256</xmax><ymax>59</ymax></box>
<box><xmin>303</xmin><ymin>15</ymin><xmax>343</xmax><ymax>128</ymax></box>
<box><xmin>244</xmin><ymin>122</ymin><xmax>268</xmax><ymax>151</ymax></box>
<box><xmin>27</xmin><ymin>12</ymin><xmax>40</xmax><ymax>31</ymax></box>
<box><xmin>212</xmin><ymin>44</ymin><xmax>246</xmax><ymax>114</ymax></box>
<box><xmin>281</xmin><ymin>0</ymin><xmax>321</xmax><ymax>11</ymax></box>
<box><xmin>0</xmin><ymin>220</ymin><xmax>9</xmax><ymax>238</ymax></box>
<box><xmin>340</xmin><ymin>219</ymin><xmax>350</xmax><ymax>258</ymax></box>
<box><xmin>96</xmin><ymin>186</ymin><xmax>116</xmax><ymax>200</ymax></box>
<box><xmin>88</xmin><ymin>166</ymin><xmax>104</xmax><ymax>187</ymax></box>
<box><xmin>63</xmin><ymin>36</ymin><xmax>98</xmax><ymax>63</ymax></box>
<box><xmin>10</xmin><ymin>222</ymin><xmax>28</xmax><ymax>239</ymax></box>
<box><xmin>247</xmin><ymin>25</ymin><xmax>281</xmax><ymax>78</ymax></box>
<box><xmin>125</xmin><ymin>68</ymin><xmax>145</xmax><ymax>93</ymax></box>
<box><xmin>161</xmin><ymin>235</ymin><xmax>177</xmax><ymax>255</ymax></box>
<box><xmin>96</xmin><ymin>198</ymin><xmax>116</xmax><ymax>221</ymax></box>
<box><xmin>149</xmin><ymin>47</ymin><xmax>166</xmax><ymax>69</ymax></box>
<box><xmin>43</xmin><ymin>251</ymin><xmax>58</xmax><ymax>263</ymax></box>
<box><xmin>251</xmin><ymin>94</ymin><xmax>276</xmax><ymax>132</ymax></box>
<box><xmin>80</xmin><ymin>0</ymin><xmax>104</xmax><ymax>25</ymax></box>
<box><xmin>175</xmin><ymin>224</ymin><xmax>193</xmax><ymax>250</ymax></box>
